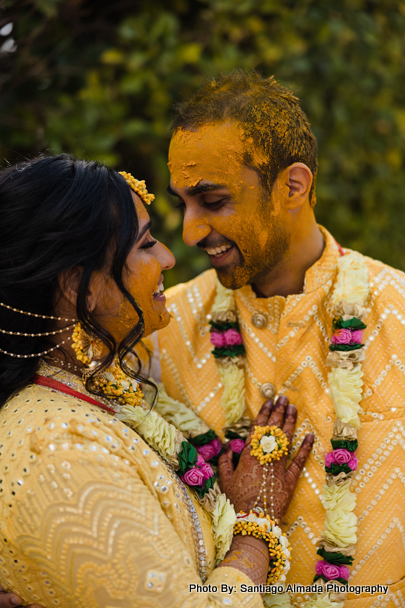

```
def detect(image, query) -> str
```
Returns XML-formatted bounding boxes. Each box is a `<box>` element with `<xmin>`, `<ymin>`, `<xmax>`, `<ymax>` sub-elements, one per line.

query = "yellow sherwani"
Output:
<box><xmin>158</xmin><ymin>227</ymin><xmax>405</xmax><ymax>607</ymax></box>
<box><xmin>0</xmin><ymin>380</ymin><xmax>261</xmax><ymax>608</ymax></box>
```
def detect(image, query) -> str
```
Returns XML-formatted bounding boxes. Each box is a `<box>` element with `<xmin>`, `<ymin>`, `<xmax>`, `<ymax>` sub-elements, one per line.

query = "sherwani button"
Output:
<box><xmin>252</xmin><ymin>312</ymin><xmax>267</xmax><ymax>328</ymax></box>
<box><xmin>260</xmin><ymin>382</ymin><xmax>276</xmax><ymax>399</ymax></box>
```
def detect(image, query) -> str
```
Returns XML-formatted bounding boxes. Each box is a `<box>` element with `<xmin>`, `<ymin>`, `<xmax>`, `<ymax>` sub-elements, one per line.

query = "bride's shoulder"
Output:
<box><xmin>0</xmin><ymin>383</ymin><xmax>148</xmax><ymax>472</ymax></box>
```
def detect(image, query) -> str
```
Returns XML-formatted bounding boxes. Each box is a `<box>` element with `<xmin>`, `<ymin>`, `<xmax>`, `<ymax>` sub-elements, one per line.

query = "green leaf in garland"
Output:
<box><xmin>178</xmin><ymin>441</ymin><xmax>198</xmax><ymax>475</ymax></box>
<box><xmin>317</xmin><ymin>547</ymin><xmax>354</xmax><ymax>565</ymax></box>
<box><xmin>332</xmin><ymin>317</ymin><xmax>367</xmax><ymax>331</ymax></box>
<box><xmin>188</xmin><ymin>429</ymin><xmax>217</xmax><ymax>447</ymax></box>
<box><xmin>195</xmin><ymin>473</ymin><xmax>217</xmax><ymax>497</ymax></box>
<box><xmin>325</xmin><ymin>463</ymin><xmax>353</xmax><ymax>475</ymax></box>
<box><xmin>330</xmin><ymin>439</ymin><xmax>358</xmax><ymax>452</ymax></box>
<box><xmin>329</xmin><ymin>343</ymin><xmax>364</xmax><ymax>352</ymax></box>
<box><xmin>213</xmin><ymin>345</ymin><xmax>246</xmax><ymax>358</ymax></box>
<box><xmin>225</xmin><ymin>429</ymin><xmax>247</xmax><ymax>440</ymax></box>
<box><xmin>209</xmin><ymin>320</ymin><xmax>240</xmax><ymax>331</ymax></box>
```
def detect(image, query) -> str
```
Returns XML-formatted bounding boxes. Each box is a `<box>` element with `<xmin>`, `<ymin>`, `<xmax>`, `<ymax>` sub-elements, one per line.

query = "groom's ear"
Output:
<box><xmin>278</xmin><ymin>163</ymin><xmax>313</xmax><ymax>212</ymax></box>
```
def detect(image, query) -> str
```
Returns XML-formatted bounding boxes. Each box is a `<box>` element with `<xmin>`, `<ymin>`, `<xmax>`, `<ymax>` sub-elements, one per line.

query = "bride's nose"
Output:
<box><xmin>155</xmin><ymin>241</ymin><xmax>176</xmax><ymax>270</ymax></box>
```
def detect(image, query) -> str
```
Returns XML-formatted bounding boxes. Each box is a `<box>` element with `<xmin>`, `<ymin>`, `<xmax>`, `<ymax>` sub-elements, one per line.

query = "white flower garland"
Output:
<box><xmin>209</xmin><ymin>252</ymin><xmax>369</xmax><ymax>607</ymax></box>
<box><xmin>210</xmin><ymin>278</ymin><xmax>246</xmax><ymax>425</ymax></box>
<box><xmin>114</xmin><ymin>384</ymin><xmax>236</xmax><ymax>565</ymax></box>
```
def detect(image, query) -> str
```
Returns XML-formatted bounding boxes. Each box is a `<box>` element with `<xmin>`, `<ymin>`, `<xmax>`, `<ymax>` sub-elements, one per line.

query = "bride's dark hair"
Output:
<box><xmin>0</xmin><ymin>154</ymin><xmax>154</xmax><ymax>407</ymax></box>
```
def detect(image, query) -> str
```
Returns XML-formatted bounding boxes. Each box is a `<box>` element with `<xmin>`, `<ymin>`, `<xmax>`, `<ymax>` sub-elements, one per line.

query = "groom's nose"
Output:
<box><xmin>182</xmin><ymin>209</ymin><xmax>211</xmax><ymax>247</ymax></box>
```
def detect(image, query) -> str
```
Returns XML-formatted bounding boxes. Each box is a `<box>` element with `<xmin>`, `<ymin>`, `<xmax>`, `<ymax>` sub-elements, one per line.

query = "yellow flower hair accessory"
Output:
<box><xmin>250</xmin><ymin>425</ymin><xmax>289</xmax><ymax>465</ymax></box>
<box><xmin>119</xmin><ymin>171</ymin><xmax>155</xmax><ymax>205</ymax></box>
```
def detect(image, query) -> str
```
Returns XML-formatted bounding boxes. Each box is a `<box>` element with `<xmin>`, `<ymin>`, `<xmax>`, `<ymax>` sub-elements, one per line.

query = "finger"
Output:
<box><xmin>254</xmin><ymin>399</ymin><xmax>274</xmax><ymax>428</ymax></box>
<box><xmin>245</xmin><ymin>399</ymin><xmax>273</xmax><ymax>446</ymax></box>
<box><xmin>282</xmin><ymin>403</ymin><xmax>297</xmax><ymax>445</ymax></box>
<box><xmin>0</xmin><ymin>593</ymin><xmax>24</xmax><ymax>607</ymax></box>
<box><xmin>286</xmin><ymin>433</ymin><xmax>315</xmax><ymax>486</ymax></box>
<box><xmin>218</xmin><ymin>445</ymin><xmax>235</xmax><ymax>493</ymax></box>
<box><xmin>267</xmin><ymin>395</ymin><xmax>289</xmax><ymax>428</ymax></box>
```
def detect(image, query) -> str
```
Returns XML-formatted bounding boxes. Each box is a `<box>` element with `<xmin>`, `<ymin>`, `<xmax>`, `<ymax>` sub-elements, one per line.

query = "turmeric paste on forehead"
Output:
<box><xmin>168</xmin><ymin>122</ymin><xmax>265</xmax><ymax>194</ymax></box>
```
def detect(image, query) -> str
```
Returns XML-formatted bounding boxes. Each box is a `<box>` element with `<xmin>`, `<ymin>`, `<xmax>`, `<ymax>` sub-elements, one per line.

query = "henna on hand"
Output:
<box><xmin>217</xmin><ymin>534</ymin><xmax>270</xmax><ymax>586</ymax></box>
<box><xmin>218</xmin><ymin>396</ymin><xmax>314</xmax><ymax>521</ymax></box>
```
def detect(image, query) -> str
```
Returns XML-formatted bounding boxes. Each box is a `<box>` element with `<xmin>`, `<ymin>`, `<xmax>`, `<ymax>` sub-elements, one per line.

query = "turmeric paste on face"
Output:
<box><xmin>168</xmin><ymin>122</ymin><xmax>290</xmax><ymax>290</ymax></box>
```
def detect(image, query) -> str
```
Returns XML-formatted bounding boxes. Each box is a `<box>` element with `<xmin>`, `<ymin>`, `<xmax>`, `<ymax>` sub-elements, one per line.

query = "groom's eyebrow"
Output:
<box><xmin>166</xmin><ymin>183</ymin><xmax>227</xmax><ymax>197</ymax></box>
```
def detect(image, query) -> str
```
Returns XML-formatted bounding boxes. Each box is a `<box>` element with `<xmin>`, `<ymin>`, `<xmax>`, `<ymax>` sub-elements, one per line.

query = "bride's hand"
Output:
<box><xmin>218</xmin><ymin>396</ymin><xmax>314</xmax><ymax>521</ymax></box>
<box><xmin>0</xmin><ymin>586</ymin><xmax>42</xmax><ymax>608</ymax></box>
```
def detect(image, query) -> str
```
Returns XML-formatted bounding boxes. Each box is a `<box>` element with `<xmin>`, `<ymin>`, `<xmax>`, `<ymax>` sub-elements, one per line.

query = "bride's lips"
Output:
<box><xmin>153</xmin><ymin>276</ymin><xmax>166</xmax><ymax>302</ymax></box>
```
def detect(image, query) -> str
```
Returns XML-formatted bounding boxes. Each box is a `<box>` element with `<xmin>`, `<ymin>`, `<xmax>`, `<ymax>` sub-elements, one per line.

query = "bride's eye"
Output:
<box><xmin>141</xmin><ymin>239</ymin><xmax>157</xmax><ymax>249</ymax></box>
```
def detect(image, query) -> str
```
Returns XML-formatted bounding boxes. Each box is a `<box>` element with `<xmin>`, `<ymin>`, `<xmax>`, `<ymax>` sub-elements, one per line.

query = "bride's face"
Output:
<box><xmin>94</xmin><ymin>192</ymin><xmax>175</xmax><ymax>340</ymax></box>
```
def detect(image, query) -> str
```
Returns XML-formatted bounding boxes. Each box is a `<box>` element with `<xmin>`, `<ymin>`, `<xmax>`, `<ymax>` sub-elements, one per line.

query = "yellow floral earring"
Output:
<box><xmin>71</xmin><ymin>322</ymin><xmax>103</xmax><ymax>365</ymax></box>
<box><xmin>71</xmin><ymin>323</ymin><xmax>144</xmax><ymax>407</ymax></box>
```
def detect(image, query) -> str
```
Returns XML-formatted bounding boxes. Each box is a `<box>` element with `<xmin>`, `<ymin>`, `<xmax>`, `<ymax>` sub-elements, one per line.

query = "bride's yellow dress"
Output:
<box><xmin>0</xmin><ymin>378</ymin><xmax>260</xmax><ymax>608</ymax></box>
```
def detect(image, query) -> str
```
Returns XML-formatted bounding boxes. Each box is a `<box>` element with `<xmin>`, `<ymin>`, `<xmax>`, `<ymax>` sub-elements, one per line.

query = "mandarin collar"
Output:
<box><xmin>235</xmin><ymin>225</ymin><xmax>342</xmax><ymax>304</ymax></box>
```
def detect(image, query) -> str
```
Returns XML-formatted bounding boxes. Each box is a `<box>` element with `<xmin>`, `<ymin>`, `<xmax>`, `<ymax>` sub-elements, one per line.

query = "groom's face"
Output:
<box><xmin>168</xmin><ymin>122</ymin><xmax>289</xmax><ymax>290</ymax></box>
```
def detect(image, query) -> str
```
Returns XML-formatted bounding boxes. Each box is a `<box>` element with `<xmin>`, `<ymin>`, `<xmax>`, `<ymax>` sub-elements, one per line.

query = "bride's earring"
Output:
<box><xmin>71</xmin><ymin>322</ymin><xmax>103</xmax><ymax>366</ymax></box>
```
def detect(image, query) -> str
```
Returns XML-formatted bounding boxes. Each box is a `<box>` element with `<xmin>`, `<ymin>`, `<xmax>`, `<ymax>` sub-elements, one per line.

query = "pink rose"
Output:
<box><xmin>339</xmin><ymin>565</ymin><xmax>350</xmax><ymax>580</ymax></box>
<box><xmin>199</xmin><ymin>462</ymin><xmax>214</xmax><ymax>480</ymax></box>
<box><xmin>229</xmin><ymin>438</ymin><xmax>245</xmax><ymax>453</ymax></box>
<box><xmin>331</xmin><ymin>329</ymin><xmax>352</xmax><ymax>344</ymax></box>
<box><xmin>196</xmin><ymin>455</ymin><xmax>205</xmax><ymax>467</ymax></box>
<box><xmin>223</xmin><ymin>328</ymin><xmax>242</xmax><ymax>346</ymax></box>
<box><xmin>196</xmin><ymin>443</ymin><xmax>217</xmax><ymax>461</ymax></box>
<box><xmin>324</xmin><ymin>452</ymin><xmax>335</xmax><ymax>467</ymax></box>
<box><xmin>181</xmin><ymin>467</ymin><xmax>205</xmax><ymax>486</ymax></box>
<box><xmin>210</xmin><ymin>332</ymin><xmax>226</xmax><ymax>348</ymax></box>
<box><xmin>315</xmin><ymin>560</ymin><xmax>325</xmax><ymax>576</ymax></box>
<box><xmin>316</xmin><ymin>561</ymin><xmax>340</xmax><ymax>580</ymax></box>
<box><xmin>211</xmin><ymin>437</ymin><xmax>223</xmax><ymax>456</ymax></box>
<box><xmin>322</xmin><ymin>563</ymin><xmax>341</xmax><ymax>580</ymax></box>
<box><xmin>347</xmin><ymin>454</ymin><xmax>358</xmax><ymax>470</ymax></box>
<box><xmin>333</xmin><ymin>448</ymin><xmax>352</xmax><ymax>465</ymax></box>
<box><xmin>351</xmin><ymin>330</ymin><xmax>363</xmax><ymax>344</ymax></box>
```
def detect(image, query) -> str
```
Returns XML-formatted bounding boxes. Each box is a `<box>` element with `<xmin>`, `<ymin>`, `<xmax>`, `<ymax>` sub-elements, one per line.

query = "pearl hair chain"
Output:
<box><xmin>0</xmin><ymin>301</ymin><xmax>77</xmax><ymax>359</ymax></box>
<box><xmin>0</xmin><ymin>301</ymin><xmax>76</xmax><ymax>322</ymax></box>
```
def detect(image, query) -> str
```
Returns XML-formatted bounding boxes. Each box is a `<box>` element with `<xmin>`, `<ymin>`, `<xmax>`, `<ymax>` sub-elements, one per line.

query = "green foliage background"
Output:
<box><xmin>1</xmin><ymin>0</ymin><xmax>405</xmax><ymax>287</ymax></box>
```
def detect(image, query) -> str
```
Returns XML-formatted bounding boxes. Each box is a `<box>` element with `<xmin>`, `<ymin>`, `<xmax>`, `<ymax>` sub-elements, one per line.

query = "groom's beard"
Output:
<box><xmin>198</xmin><ymin>223</ymin><xmax>290</xmax><ymax>291</ymax></box>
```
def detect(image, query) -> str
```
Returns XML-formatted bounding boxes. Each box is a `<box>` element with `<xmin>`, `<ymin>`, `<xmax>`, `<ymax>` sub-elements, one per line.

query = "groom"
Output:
<box><xmin>158</xmin><ymin>71</ymin><xmax>405</xmax><ymax>605</ymax></box>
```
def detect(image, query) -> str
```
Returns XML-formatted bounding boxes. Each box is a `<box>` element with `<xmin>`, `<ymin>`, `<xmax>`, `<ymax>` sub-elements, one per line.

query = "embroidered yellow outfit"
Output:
<box><xmin>0</xmin><ymin>380</ymin><xmax>261</xmax><ymax>608</ymax></box>
<box><xmin>158</xmin><ymin>227</ymin><xmax>405</xmax><ymax>607</ymax></box>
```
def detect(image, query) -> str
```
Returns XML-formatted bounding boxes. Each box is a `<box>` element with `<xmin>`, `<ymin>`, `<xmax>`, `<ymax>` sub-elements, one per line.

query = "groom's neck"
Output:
<box><xmin>251</xmin><ymin>218</ymin><xmax>325</xmax><ymax>299</ymax></box>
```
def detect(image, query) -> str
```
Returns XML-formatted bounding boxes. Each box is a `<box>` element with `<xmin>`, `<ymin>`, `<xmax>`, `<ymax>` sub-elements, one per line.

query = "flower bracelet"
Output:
<box><xmin>234</xmin><ymin>509</ymin><xmax>291</xmax><ymax>583</ymax></box>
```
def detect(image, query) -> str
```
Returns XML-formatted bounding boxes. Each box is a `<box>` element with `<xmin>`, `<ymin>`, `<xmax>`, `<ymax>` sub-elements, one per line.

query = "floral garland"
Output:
<box><xmin>209</xmin><ymin>280</ymin><xmax>247</xmax><ymax>426</ymax></box>
<box><xmin>309</xmin><ymin>252</ymin><xmax>369</xmax><ymax>608</ymax></box>
<box><xmin>109</xmin><ymin>381</ymin><xmax>237</xmax><ymax>563</ymax></box>
<box><xmin>208</xmin><ymin>253</ymin><xmax>369</xmax><ymax>608</ymax></box>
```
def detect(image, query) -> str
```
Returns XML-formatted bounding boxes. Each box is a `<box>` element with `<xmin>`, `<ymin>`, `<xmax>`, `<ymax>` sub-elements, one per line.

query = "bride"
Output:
<box><xmin>0</xmin><ymin>155</ymin><xmax>313</xmax><ymax>607</ymax></box>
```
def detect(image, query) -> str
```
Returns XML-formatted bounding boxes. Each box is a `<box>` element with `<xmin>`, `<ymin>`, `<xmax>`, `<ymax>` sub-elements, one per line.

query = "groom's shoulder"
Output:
<box><xmin>348</xmin><ymin>248</ymin><xmax>405</xmax><ymax>287</ymax></box>
<box><xmin>347</xmin><ymin>248</ymin><xmax>405</xmax><ymax>315</ymax></box>
<box><xmin>165</xmin><ymin>268</ymin><xmax>218</xmax><ymax>308</ymax></box>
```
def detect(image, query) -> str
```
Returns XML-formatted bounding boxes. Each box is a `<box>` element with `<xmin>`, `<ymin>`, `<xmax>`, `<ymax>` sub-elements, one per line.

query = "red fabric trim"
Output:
<box><xmin>33</xmin><ymin>374</ymin><xmax>116</xmax><ymax>413</ymax></box>
<box><xmin>335</xmin><ymin>240</ymin><xmax>345</xmax><ymax>257</ymax></box>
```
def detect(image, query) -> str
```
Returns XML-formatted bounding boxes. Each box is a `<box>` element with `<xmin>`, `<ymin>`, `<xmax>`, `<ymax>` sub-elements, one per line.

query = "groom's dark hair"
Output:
<box><xmin>172</xmin><ymin>70</ymin><xmax>318</xmax><ymax>206</ymax></box>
